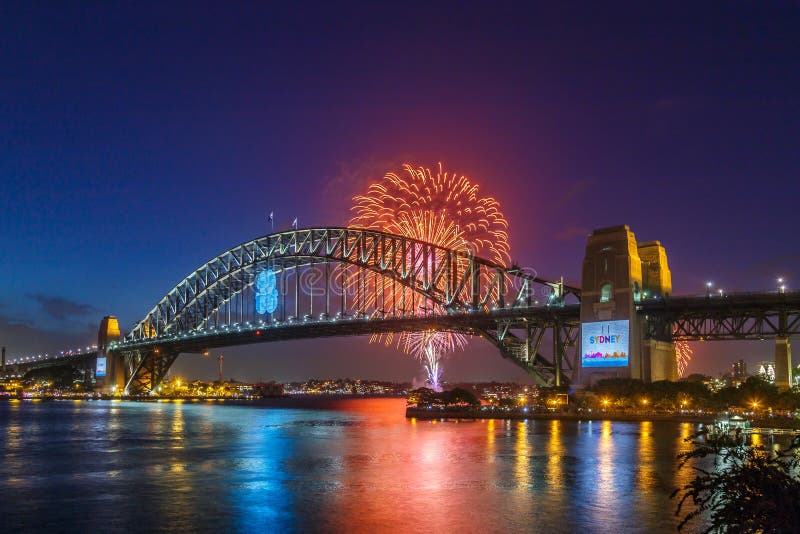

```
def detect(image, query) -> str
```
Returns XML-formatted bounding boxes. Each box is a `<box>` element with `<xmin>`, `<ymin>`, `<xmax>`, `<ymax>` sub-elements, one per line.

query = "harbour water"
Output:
<box><xmin>1</xmin><ymin>398</ymin><xmax>703</xmax><ymax>533</ymax></box>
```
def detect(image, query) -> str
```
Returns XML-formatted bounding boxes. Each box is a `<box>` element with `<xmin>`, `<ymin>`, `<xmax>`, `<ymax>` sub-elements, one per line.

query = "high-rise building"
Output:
<box><xmin>731</xmin><ymin>359</ymin><xmax>747</xmax><ymax>379</ymax></box>
<box><xmin>756</xmin><ymin>361</ymin><xmax>776</xmax><ymax>384</ymax></box>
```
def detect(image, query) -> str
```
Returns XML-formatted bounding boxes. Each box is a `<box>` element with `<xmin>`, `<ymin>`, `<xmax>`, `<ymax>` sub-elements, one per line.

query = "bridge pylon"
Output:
<box><xmin>579</xmin><ymin>225</ymin><xmax>677</xmax><ymax>386</ymax></box>
<box><xmin>775</xmin><ymin>336</ymin><xmax>792</xmax><ymax>391</ymax></box>
<box><xmin>96</xmin><ymin>316</ymin><xmax>123</xmax><ymax>394</ymax></box>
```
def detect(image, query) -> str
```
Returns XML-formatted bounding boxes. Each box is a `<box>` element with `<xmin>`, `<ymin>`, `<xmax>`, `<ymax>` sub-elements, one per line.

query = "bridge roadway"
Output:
<box><xmin>6</xmin><ymin>291</ymin><xmax>799</xmax><ymax>384</ymax></box>
<box><xmin>641</xmin><ymin>291</ymin><xmax>800</xmax><ymax>341</ymax></box>
<box><xmin>114</xmin><ymin>305</ymin><xmax>581</xmax><ymax>353</ymax></box>
<box><xmin>2</xmin><ymin>223</ymin><xmax>798</xmax><ymax>392</ymax></box>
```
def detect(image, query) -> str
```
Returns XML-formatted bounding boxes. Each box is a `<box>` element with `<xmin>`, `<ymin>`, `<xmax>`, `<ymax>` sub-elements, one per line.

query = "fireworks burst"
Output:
<box><xmin>350</xmin><ymin>163</ymin><xmax>510</xmax><ymax>388</ymax></box>
<box><xmin>676</xmin><ymin>341</ymin><xmax>693</xmax><ymax>377</ymax></box>
<box><xmin>351</xmin><ymin>163</ymin><xmax>510</xmax><ymax>264</ymax></box>
<box><xmin>404</xmin><ymin>330</ymin><xmax>468</xmax><ymax>391</ymax></box>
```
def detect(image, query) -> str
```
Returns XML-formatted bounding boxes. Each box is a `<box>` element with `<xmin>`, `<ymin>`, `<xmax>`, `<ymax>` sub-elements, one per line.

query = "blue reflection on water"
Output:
<box><xmin>0</xmin><ymin>399</ymin><xmax>705</xmax><ymax>533</ymax></box>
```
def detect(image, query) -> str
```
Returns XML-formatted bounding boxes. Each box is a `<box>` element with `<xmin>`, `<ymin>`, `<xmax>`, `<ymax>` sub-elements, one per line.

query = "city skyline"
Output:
<box><xmin>2</xmin><ymin>2</ymin><xmax>799</xmax><ymax>382</ymax></box>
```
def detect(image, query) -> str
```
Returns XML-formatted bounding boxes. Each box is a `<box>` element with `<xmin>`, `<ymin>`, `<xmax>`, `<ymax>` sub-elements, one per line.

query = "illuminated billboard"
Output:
<box><xmin>581</xmin><ymin>320</ymin><xmax>629</xmax><ymax>368</ymax></box>
<box><xmin>96</xmin><ymin>356</ymin><xmax>107</xmax><ymax>377</ymax></box>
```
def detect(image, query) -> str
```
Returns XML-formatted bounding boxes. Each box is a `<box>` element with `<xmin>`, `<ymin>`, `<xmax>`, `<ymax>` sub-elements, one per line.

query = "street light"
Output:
<box><xmin>778</xmin><ymin>277</ymin><xmax>786</xmax><ymax>294</ymax></box>
<box><xmin>706</xmin><ymin>281</ymin><xmax>713</xmax><ymax>296</ymax></box>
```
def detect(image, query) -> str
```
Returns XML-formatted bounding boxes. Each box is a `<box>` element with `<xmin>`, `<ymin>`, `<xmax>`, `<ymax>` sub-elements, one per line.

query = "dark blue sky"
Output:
<box><xmin>1</xmin><ymin>1</ymin><xmax>798</xmax><ymax>382</ymax></box>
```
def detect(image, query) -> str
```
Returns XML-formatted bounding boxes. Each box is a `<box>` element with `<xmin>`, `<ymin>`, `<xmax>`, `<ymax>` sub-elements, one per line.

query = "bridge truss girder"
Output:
<box><xmin>115</xmin><ymin>228</ymin><xmax>580</xmax><ymax>394</ymax></box>
<box><xmin>116</xmin><ymin>306</ymin><xmax>582</xmax><ymax>394</ymax></box>
<box><xmin>480</xmin><ymin>317</ymin><xmax>580</xmax><ymax>387</ymax></box>
<box><xmin>641</xmin><ymin>293</ymin><xmax>800</xmax><ymax>342</ymax></box>
<box><xmin>121</xmin><ymin>349</ymin><xmax>179</xmax><ymax>394</ymax></box>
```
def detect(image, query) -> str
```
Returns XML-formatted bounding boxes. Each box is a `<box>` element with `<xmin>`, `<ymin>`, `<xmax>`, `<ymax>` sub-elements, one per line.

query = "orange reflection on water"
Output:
<box><xmin>673</xmin><ymin>422</ymin><xmax>696</xmax><ymax>490</ymax></box>
<box><xmin>546</xmin><ymin>420</ymin><xmax>563</xmax><ymax>485</ymax></box>
<box><xmin>171</xmin><ymin>403</ymin><xmax>185</xmax><ymax>448</ymax></box>
<box><xmin>514</xmin><ymin>421</ymin><xmax>530</xmax><ymax>489</ymax></box>
<box><xmin>589</xmin><ymin>420</ymin><xmax>616</xmax><ymax>526</ymax></box>
<box><xmin>486</xmin><ymin>418</ymin><xmax>495</xmax><ymax>451</ymax></box>
<box><xmin>637</xmin><ymin>421</ymin><xmax>655</xmax><ymax>490</ymax></box>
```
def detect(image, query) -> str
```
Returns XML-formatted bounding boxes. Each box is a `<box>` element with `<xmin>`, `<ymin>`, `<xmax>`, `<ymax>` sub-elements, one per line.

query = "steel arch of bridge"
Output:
<box><xmin>115</xmin><ymin>227</ymin><xmax>581</xmax><ymax>393</ymax></box>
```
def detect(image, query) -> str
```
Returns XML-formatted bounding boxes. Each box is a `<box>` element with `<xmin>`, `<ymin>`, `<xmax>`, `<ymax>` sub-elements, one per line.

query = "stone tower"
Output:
<box><xmin>637</xmin><ymin>240</ymin><xmax>677</xmax><ymax>382</ymax></box>
<box><xmin>96</xmin><ymin>316</ymin><xmax>123</xmax><ymax>394</ymax></box>
<box><xmin>579</xmin><ymin>226</ymin><xmax>677</xmax><ymax>385</ymax></box>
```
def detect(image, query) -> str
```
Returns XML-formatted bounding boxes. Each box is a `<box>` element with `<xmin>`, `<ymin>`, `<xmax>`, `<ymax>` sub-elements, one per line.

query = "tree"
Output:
<box><xmin>443</xmin><ymin>388</ymin><xmax>479</xmax><ymax>406</ymax></box>
<box><xmin>407</xmin><ymin>387</ymin><xmax>436</xmax><ymax>406</ymax></box>
<box><xmin>673</xmin><ymin>430</ymin><xmax>800</xmax><ymax>532</ymax></box>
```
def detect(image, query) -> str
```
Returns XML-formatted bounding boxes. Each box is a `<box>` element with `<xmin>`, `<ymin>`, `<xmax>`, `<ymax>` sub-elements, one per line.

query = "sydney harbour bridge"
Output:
<box><xmin>3</xmin><ymin>225</ymin><xmax>800</xmax><ymax>395</ymax></box>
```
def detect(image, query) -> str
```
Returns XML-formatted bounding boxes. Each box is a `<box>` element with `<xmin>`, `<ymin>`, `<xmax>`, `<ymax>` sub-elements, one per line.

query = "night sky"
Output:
<box><xmin>2</xmin><ymin>2</ymin><xmax>798</xmax><ymax>383</ymax></box>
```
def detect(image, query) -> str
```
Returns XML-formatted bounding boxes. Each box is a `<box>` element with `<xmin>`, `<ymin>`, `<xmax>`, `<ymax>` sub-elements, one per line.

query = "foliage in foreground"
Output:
<box><xmin>593</xmin><ymin>376</ymin><xmax>800</xmax><ymax>412</ymax></box>
<box><xmin>673</xmin><ymin>430</ymin><xmax>800</xmax><ymax>533</ymax></box>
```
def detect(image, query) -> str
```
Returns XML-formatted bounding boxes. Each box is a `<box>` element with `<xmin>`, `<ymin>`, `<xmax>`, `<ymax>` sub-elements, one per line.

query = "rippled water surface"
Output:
<box><xmin>0</xmin><ymin>399</ymin><xmax>701</xmax><ymax>533</ymax></box>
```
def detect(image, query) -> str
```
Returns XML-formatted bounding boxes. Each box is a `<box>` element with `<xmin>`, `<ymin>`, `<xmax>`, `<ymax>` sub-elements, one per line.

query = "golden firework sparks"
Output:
<box><xmin>349</xmin><ymin>163</ymin><xmax>510</xmax><ymax>388</ymax></box>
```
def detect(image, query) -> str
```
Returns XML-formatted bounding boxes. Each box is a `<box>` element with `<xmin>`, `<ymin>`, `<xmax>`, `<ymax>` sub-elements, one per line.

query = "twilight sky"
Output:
<box><xmin>1</xmin><ymin>2</ymin><xmax>798</xmax><ymax>383</ymax></box>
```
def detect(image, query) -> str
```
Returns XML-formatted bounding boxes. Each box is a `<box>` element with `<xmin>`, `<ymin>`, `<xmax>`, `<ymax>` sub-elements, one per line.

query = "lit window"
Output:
<box><xmin>600</xmin><ymin>283</ymin><xmax>613</xmax><ymax>303</ymax></box>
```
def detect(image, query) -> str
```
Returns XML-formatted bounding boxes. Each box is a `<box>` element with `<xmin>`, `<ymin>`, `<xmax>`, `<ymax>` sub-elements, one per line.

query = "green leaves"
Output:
<box><xmin>673</xmin><ymin>429</ymin><xmax>800</xmax><ymax>533</ymax></box>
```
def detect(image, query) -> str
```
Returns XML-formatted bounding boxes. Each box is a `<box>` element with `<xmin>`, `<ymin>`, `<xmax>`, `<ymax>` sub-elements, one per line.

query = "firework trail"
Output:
<box><xmin>404</xmin><ymin>330</ymin><xmax>468</xmax><ymax>390</ymax></box>
<box><xmin>676</xmin><ymin>341</ymin><xmax>693</xmax><ymax>377</ymax></box>
<box><xmin>349</xmin><ymin>163</ymin><xmax>510</xmax><ymax>389</ymax></box>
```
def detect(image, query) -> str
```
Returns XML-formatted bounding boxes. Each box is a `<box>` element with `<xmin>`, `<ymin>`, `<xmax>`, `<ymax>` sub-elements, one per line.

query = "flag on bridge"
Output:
<box><xmin>268</xmin><ymin>212</ymin><xmax>274</xmax><ymax>222</ymax></box>
<box><xmin>292</xmin><ymin>217</ymin><xmax>298</xmax><ymax>229</ymax></box>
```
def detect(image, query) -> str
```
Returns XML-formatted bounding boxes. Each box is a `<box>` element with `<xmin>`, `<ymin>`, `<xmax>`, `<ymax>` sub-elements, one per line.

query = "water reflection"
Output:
<box><xmin>0</xmin><ymin>400</ymin><xmax>706</xmax><ymax>532</ymax></box>
<box><xmin>637</xmin><ymin>420</ymin><xmax>655</xmax><ymax>490</ymax></box>
<box><xmin>596</xmin><ymin>420</ymin><xmax>614</xmax><ymax>502</ymax></box>
<box><xmin>514</xmin><ymin>420</ymin><xmax>530</xmax><ymax>489</ymax></box>
<box><xmin>546</xmin><ymin>419</ymin><xmax>563</xmax><ymax>486</ymax></box>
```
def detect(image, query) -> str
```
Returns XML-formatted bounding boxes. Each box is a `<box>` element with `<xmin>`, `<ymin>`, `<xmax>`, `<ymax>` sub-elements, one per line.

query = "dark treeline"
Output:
<box><xmin>587</xmin><ymin>376</ymin><xmax>800</xmax><ymax>412</ymax></box>
<box><xmin>407</xmin><ymin>387</ymin><xmax>480</xmax><ymax>407</ymax></box>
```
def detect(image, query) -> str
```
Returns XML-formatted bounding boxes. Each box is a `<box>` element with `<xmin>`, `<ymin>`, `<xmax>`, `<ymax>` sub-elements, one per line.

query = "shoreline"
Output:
<box><xmin>406</xmin><ymin>408</ymin><xmax>800</xmax><ymax>429</ymax></box>
<box><xmin>406</xmin><ymin>407</ymin><xmax>717</xmax><ymax>424</ymax></box>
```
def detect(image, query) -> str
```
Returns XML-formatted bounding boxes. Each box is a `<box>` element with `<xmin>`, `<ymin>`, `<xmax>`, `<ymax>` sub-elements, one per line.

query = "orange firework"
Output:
<box><xmin>349</xmin><ymin>163</ymin><xmax>510</xmax><ymax>388</ymax></box>
<box><xmin>349</xmin><ymin>163</ymin><xmax>511</xmax><ymax>317</ymax></box>
<box><xmin>351</xmin><ymin>163</ymin><xmax>510</xmax><ymax>265</ymax></box>
<box><xmin>676</xmin><ymin>341</ymin><xmax>693</xmax><ymax>377</ymax></box>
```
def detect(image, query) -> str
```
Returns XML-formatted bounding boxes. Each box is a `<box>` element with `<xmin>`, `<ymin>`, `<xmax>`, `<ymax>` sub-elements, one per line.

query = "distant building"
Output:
<box><xmin>731</xmin><ymin>359</ymin><xmax>747</xmax><ymax>379</ymax></box>
<box><xmin>756</xmin><ymin>361</ymin><xmax>776</xmax><ymax>384</ymax></box>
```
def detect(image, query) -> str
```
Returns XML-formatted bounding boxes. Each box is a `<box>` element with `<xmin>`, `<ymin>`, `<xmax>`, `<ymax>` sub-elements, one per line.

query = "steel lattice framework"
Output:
<box><xmin>112</xmin><ymin>228</ymin><xmax>581</xmax><ymax>393</ymax></box>
<box><xmin>641</xmin><ymin>292</ymin><xmax>800</xmax><ymax>341</ymax></box>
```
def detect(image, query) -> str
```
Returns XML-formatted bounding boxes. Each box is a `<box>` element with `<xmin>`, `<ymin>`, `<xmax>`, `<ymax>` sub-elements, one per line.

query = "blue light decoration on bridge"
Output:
<box><xmin>96</xmin><ymin>356</ymin><xmax>107</xmax><ymax>377</ymax></box>
<box><xmin>255</xmin><ymin>268</ymin><xmax>279</xmax><ymax>315</ymax></box>
<box><xmin>581</xmin><ymin>320</ymin><xmax>630</xmax><ymax>367</ymax></box>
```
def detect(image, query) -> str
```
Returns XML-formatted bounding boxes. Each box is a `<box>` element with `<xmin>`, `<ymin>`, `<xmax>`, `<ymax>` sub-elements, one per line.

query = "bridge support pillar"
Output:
<box><xmin>580</xmin><ymin>225</ymin><xmax>676</xmax><ymax>386</ymax></box>
<box><xmin>644</xmin><ymin>339</ymin><xmax>677</xmax><ymax>382</ymax></box>
<box><xmin>774</xmin><ymin>336</ymin><xmax>792</xmax><ymax>391</ymax></box>
<box><xmin>95</xmin><ymin>316</ymin><xmax>122</xmax><ymax>395</ymax></box>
